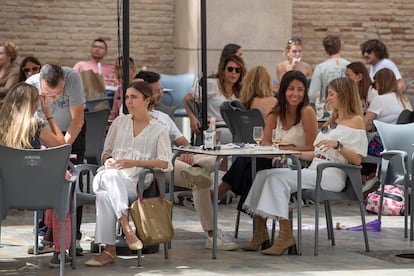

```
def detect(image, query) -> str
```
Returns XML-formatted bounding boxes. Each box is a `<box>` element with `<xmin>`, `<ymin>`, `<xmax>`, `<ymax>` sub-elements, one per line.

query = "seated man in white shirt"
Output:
<box><xmin>134</xmin><ymin>70</ymin><xmax>238</xmax><ymax>251</ymax></box>
<box><xmin>360</xmin><ymin>39</ymin><xmax>406</xmax><ymax>92</ymax></box>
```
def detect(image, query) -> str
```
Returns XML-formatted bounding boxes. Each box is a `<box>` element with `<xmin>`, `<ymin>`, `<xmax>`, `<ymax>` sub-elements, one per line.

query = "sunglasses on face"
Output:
<box><xmin>226</xmin><ymin>66</ymin><xmax>241</xmax><ymax>74</ymax></box>
<box><xmin>23</xmin><ymin>66</ymin><xmax>40</xmax><ymax>73</ymax></box>
<box><xmin>152</xmin><ymin>88</ymin><xmax>163</xmax><ymax>95</ymax></box>
<box><xmin>371</xmin><ymin>80</ymin><xmax>377</xmax><ymax>90</ymax></box>
<box><xmin>363</xmin><ymin>49</ymin><xmax>373</xmax><ymax>55</ymax></box>
<box><xmin>320</xmin><ymin>121</ymin><xmax>338</xmax><ymax>134</ymax></box>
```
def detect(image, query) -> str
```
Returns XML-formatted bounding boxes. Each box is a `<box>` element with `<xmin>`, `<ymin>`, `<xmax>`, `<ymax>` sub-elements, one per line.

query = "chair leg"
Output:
<box><xmin>314</xmin><ymin>200</ymin><xmax>320</xmax><ymax>255</ymax></box>
<box><xmin>34</xmin><ymin>211</ymin><xmax>39</xmax><ymax>255</ymax></box>
<box><xmin>411</xmin><ymin>189</ymin><xmax>414</xmax><ymax>241</ymax></box>
<box><xmin>234</xmin><ymin>210</ymin><xmax>241</xmax><ymax>238</ymax></box>
<box><xmin>137</xmin><ymin>249</ymin><xmax>143</xmax><ymax>267</ymax></box>
<box><xmin>60</xmin><ymin>220</ymin><xmax>65</xmax><ymax>276</ymax></box>
<box><xmin>323</xmin><ymin>201</ymin><xmax>331</xmax><ymax>241</ymax></box>
<box><xmin>358</xmin><ymin>202</ymin><xmax>370</xmax><ymax>252</ymax></box>
<box><xmin>271</xmin><ymin>219</ymin><xmax>276</xmax><ymax>245</ymax></box>
<box><xmin>404</xmin><ymin>180</ymin><xmax>409</xmax><ymax>239</ymax></box>
<box><xmin>70</xmin><ymin>207</ymin><xmax>77</xmax><ymax>269</ymax></box>
<box><xmin>325</xmin><ymin>201</ymin><xmax>335</xmax><ymax>246</ymax></box>
<box><xmin>164</xmin><ymin>242</ymin><xmax>168</xmax><ymax>259</ymax></box>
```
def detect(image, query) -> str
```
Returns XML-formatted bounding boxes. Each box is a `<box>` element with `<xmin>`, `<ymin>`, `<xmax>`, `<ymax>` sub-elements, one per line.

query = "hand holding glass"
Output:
<box><xmin>253</xmin><ymin>126</ymin><xmax>264</xmax><ymax>147</ymax></box>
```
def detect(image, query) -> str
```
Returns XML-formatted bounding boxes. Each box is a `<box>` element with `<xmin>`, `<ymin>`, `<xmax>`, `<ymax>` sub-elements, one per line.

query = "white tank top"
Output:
<box><xmin>276</xmin><ymin>117</ymin><xmax>306</xmax><ymax>147</ymax></box>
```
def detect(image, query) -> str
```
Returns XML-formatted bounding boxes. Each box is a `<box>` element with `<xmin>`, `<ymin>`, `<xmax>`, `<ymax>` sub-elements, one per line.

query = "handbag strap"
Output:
<box><xmin>136</xmin><ymin>168</ymin><xmax>165</xmax><ymax>203</ymax></box>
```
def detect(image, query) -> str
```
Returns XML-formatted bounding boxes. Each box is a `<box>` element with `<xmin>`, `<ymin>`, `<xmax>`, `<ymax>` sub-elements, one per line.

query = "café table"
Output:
<box><xmin>170</xmin><ymin>144</ymin><xmax>303</xmax><ymax>259</ymax></box>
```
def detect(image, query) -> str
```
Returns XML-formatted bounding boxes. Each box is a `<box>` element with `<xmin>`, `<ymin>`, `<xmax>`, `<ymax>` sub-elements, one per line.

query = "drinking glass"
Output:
<box><xmin>315</xmin><ymin>101</ymin><xmax>325</xmax><ymax>120</ymax></box>
<box><xmin>272</xmin><ymin>129</ymin><xmax>282</xmax><ymax>150</ymax></box>
<box><xmin>253</xmin><ymin>126</ymin><xmax>264</xmax><ymax>147</ymax></box>
<box><xmin>325</xmin><ymin>102</ymin><xmax>333</xmax><ymax>117</ymax></box>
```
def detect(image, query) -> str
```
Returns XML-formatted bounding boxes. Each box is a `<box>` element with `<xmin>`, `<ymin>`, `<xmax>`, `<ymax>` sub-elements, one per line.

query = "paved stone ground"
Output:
<box><xmin>1</xmin><ymin>200</ymin><xmax>414</xmax><ymax>275</ymax></box>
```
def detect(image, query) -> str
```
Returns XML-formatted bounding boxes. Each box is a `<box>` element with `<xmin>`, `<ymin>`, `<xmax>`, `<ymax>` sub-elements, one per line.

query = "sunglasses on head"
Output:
<box><xmin>226</xmin><ymin>66</ymin><xmax>241</xmax><ymax>74</ymax></box>
<box><xmin>288</xmin><ymin>38</ymin><xmax>302</xmax><ymax>45</ymax></box>
<box><xmin>320</xmin><ymin>121</ymin><xmax>338</xmax><ymax>134</ymax></box>
<box><xmin>23</xmin><ymin>66</ymin><xmax>40</xmax><ymax>73</ymax></box>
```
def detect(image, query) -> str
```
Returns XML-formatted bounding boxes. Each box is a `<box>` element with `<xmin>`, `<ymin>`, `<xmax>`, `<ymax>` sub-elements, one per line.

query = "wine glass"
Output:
<box><xmin>272</xmin><ymin>129</ymin><xmax>282</xmax><ymax>150</ymax></box>
<box><xmin>315</xmin><ymin>101</ymin><xmax>325</xmax><ymax>120</ymax></box>
<box><xmin>325</xmin><ymin>102</ymin><xmax>333</xmax><ymax>117</ymax></box>
<box><xmin>253</xmin><ymin>126</ymin><xmax>264</xmax><ymax>147</ymax></box>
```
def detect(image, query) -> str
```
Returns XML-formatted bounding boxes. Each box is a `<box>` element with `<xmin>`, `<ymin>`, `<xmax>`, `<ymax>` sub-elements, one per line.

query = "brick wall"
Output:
<box><xmin>0</xmin><ymin>0</ymin><xmax>175</xmax><ymax>73</ymax></box>
<box><xmin>292</xmin><ymin>0</ymin><xmax>414</xmax><ymax>92</ymax></box>
<box><xmin>1</xmin><ymin>0</ymin><xmax>413</xmax><ymax>88</ymax></box>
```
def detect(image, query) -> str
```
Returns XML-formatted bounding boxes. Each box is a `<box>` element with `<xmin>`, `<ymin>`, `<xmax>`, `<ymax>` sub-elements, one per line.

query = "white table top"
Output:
<box><xmin>174</xmin><ymin>145</ymin><xmax>300</xmax><ymax>157</ymax></box>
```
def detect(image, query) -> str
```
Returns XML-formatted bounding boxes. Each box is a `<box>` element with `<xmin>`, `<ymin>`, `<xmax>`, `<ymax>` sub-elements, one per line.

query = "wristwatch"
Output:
<box><xmin>334</xmin><ymin>141</ymin><xmax>343</xmax><ymax>152</ymax></box>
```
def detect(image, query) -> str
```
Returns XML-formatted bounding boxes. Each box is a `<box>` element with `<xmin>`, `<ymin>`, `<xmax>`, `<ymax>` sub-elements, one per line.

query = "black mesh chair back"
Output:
<box><xmin>220</xmin><ymin>100</ymin><xmax>265</xmax><ymax>143</ymax></box>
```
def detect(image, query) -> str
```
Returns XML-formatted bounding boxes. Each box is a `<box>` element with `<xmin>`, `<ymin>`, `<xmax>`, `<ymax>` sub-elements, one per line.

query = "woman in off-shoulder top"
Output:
<box><xmin>243</xmin><ymin>77</ymin><xmax>367</xmax><ymax>256</ymax></box>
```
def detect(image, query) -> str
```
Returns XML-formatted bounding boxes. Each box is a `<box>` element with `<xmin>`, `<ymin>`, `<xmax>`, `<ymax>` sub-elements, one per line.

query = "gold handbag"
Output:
<box><xmin>130</xmin><ymin>171</ymin><xmax>174</xmax><ymax>246</ymax></box>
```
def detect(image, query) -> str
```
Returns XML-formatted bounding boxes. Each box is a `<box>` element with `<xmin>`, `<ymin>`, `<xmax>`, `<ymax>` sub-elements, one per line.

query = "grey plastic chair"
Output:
<box><xmin>159</xmin><ymin>73</ymin><xmax>195</xmax><ymax>117</ymax></box>
<box><xmin>302</xmin><ymin>162</ymin><xmax>370</xmax><ymax>255</ymax></box>
<box><xmin>373</xmin><ymin>120</ymin><xmax>414</xmax><ymax>240</ymax></box>
<box><xmin>84</xmin><ymin>109</ymin><xmax>110</xmax><ymax>165</ymax></box>
<box><xmin>71</xmin><ymin>163</ymin><xmax>168</xmax><ymax>267</ymax></box>
<box><xmin>0</xmin><ymin>144</ymin><xmax>75</xmax><ymax>276</ymax></box>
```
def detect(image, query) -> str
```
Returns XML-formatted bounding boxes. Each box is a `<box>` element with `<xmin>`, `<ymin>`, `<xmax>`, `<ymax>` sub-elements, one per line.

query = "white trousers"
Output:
<box><xmin>93</xmin><ymin>169</ymin><xmax>136</xmax><ymax>245</ymax></box>
<box><xmin>243</xmin><ymin>159</ymin><xmax>346</xmax><ymax>220</ymax></box>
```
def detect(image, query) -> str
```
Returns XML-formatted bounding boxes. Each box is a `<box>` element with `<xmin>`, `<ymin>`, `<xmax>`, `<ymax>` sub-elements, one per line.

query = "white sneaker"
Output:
<box><xmin>362</xmin><ymin>176</ymin><xmax>379</xmax><ymax>193</ymax></box>
<box><xmin>181</xmin><ymin>167</ymin><xmax>212</xmax><ymax>188</ymax></box>
<box><xmin>205</xmin><ymin>229</ymin><xmax>238</xmax><ymax>251</ymax></box>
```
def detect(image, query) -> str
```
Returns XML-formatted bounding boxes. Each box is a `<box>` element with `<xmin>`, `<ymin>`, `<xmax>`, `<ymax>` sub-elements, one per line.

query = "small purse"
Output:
<box><xmin>129</xmin><ymin>170</ymin><xmax>175</xmax><ymax>246</ymax></box>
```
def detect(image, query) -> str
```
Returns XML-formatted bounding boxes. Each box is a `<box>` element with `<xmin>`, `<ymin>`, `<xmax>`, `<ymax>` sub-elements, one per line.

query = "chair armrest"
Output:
<box><xmin>72</xmin><ymin>164</ymin><xmax>99</xmax><ymax>194</ymax></box>
<box><xmin>380</xmin><ymin>150</ymin><xmax>407</xmax><ymax>161</ymax></box>
<box><xmin>137</xmin><ymin>168</ymin><xmax>166</xmax><ymax>198</ymax></box>
<box><xmin>315</xmin><ymin>162</ymin><xmax>363</xmax><ymax>200</ymax></box>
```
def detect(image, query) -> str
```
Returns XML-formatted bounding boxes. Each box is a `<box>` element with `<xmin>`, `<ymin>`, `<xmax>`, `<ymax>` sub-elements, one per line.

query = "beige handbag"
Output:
<box><xmin>80</xmin><ymin>70</ymin><xmax>106</xmax><ymax>100</ymax></box>
<box><xmin>130</xmin><ymin>171</ymin><xmax>175</xmax><ymax>246</ymax></box>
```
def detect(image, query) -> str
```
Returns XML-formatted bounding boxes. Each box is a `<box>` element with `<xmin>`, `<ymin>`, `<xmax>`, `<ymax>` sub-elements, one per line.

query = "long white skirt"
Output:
<box><xmin>243</xmin><ymin>159</ymin><xmax>346</xmax><ymax>220</ymax></box>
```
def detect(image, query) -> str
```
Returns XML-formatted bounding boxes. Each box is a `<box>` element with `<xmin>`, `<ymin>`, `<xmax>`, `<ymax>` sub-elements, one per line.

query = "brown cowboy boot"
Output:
<box><xmin>261</xmin><ymin>219</ymin><xmax>296</xmax><ymax>255</ymax></box>
<box><xmin>242</xmin><ymin>215</ymin><xmax>270</xmax><ymax>251</ymax></box>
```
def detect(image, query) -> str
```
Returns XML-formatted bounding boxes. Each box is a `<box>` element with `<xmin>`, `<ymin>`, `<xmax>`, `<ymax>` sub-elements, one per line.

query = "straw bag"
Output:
<box><xmin>130</xmin><ymin>170</ymin><xmax>175</xmax><ymax>246</ymax></box>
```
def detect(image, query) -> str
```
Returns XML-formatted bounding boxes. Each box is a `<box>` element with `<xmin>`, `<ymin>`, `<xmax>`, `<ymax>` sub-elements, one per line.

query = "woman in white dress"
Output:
<box><xmin>85</xmin><ymin>81</ymin><xmax>172</xmax><ymax>267</ymax></box>
<box><xmin>243</xmin><ymin>77</ymin><xmax>367</xmax><ymax>255</ymax></box>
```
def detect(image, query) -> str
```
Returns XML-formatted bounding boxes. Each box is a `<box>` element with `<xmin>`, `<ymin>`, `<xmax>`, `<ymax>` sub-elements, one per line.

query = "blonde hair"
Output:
<box><xmin>325</xmin><ymin>77</ymin><xmax>363</xmax><ymax>125</ymax></box>
<box><xmin>0</xmin><ymin>41</ymin><xmax>17</xmax><ymax>63</ymax></box>
<box><xmin>0</xmin><ymin>82</ymin><xmax>40</xmax><ymax>148</ymax></box>
<box><xmin>239</xmin><ymin>66</ymin><xmax>274</xmax><ymax>109</ymax></box>
<box><xmin>283</xmin><ymin>37</ymin><xmax>302</xmax><ymax>56</ymax></box>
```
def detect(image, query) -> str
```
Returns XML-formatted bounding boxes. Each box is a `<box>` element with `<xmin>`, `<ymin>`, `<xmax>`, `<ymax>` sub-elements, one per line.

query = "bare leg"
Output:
<box><xmin>217</xmin><ymin>181</ymin><xmax>232</xmax><ymax>200</ymax></box>
<box><xmin>119</xmin><ymin>214</ymin><xmax>143</xmax><ymax>250</ymax></box>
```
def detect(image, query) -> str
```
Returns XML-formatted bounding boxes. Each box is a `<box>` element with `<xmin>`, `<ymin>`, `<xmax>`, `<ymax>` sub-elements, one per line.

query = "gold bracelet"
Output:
<box><xmin>46</xmin><ymin>116</ymin><xmax>53</xmax><ymax>120</ymax></box>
